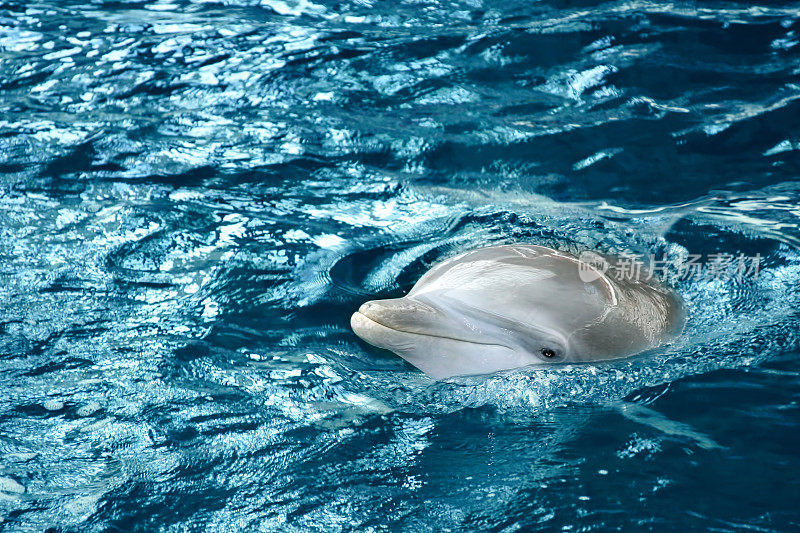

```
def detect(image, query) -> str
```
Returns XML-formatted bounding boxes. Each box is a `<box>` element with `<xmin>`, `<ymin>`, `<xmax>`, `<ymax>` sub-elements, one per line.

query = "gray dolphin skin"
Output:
<box><xmin>350</xmin><ymin>245</ymin><xmax>685</xmax><ymax>379</ymax></box>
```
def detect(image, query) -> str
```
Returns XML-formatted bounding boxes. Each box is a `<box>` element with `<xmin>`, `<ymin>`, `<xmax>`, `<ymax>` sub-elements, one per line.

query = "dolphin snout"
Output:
<box><xmin>357</xmin><ymin>298</ymin><xmax>439</xmax><ymax>333</ymax></box>
<box><xmin>350</xmin><ymin>298</ymin><xmax>442</xmax><ymax>351</ymax></box>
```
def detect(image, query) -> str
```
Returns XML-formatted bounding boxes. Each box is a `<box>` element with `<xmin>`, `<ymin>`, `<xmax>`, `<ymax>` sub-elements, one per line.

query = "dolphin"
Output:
<box><xmin>350</xmin><ymin>245</ymin><xmax>685</xmax><ymax>379</ymax></box>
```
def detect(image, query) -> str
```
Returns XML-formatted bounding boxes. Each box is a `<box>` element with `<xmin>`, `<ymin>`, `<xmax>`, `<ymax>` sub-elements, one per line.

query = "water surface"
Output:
<box><xmin>1</xmin><ymin>0</ymin><xmax>800</xmax><ymax>530</ymax></box>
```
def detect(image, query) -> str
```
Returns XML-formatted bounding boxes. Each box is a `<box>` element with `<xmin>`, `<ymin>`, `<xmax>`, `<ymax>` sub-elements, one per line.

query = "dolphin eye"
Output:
<box><xmin>540</xmin><ymin>347</ymin><xmax>558</xmax><ymax>359</ymax></box>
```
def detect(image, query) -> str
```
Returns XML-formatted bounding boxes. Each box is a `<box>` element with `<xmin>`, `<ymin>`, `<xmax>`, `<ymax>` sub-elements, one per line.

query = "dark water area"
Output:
<box><xmin>1</xmin><ymin>0</ymin><xmax>800</xmax><ymax>530</ymax></box>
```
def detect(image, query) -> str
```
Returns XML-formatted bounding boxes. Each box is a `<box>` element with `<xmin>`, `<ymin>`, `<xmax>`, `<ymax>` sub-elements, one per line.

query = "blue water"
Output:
<box><xmin>2</xmin><ymin>0</ymin><xmax>800</xmax><ymax>530</ymax></box>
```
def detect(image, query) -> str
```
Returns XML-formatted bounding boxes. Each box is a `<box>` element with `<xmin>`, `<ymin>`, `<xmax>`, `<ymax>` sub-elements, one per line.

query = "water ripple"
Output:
<box><xmin>2</xmin><ymin>0</ymin><xmax>800</xmax><ymax>530</ymax></box>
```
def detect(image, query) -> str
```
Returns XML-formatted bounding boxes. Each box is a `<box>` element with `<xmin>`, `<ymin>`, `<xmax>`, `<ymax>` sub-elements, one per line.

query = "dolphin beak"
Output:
<box><xmin>350</xmin><ymin>303</ymin><xmax>420</xmax><ymax>354</ymax></box>
<box><xmin>350</xmin><ymin>297</ymin><xmax>447</xmax><ymax>350</ymax></box>
<box><xmin>350</xmin><ymin>310</ymin><xmax>379</xmax><ymax>341</ymax></box>
<box><xmin>355</xmin><ymin>298</ymin><xmax>439</xmax><ymax>333</ymax></box>
<box><xmin>351</xmin><ymin>298</ymin><xmax>531</xmax><ymax>380</ymax></box>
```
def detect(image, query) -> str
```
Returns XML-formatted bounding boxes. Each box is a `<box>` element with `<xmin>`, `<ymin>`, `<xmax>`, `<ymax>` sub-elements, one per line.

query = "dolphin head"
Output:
<box><xmin>351</xmin><ymin>245</ymin><xmax>683</xmax><ymax>379</ymax></box>
<box><xmin>349</xmin><ymin>246</ymin><xmax>613</xmax><ymax>379</ymax></box>
<box><xmin>351</xmin><ymin>294</ymin><xmax>572</xmax><ymax>379</ymax></box>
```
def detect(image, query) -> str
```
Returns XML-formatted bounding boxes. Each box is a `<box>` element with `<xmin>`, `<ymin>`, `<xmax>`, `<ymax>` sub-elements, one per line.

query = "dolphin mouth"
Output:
<box><xmin>351</xmin><ymin>310</ymin><xmax>504</xmax><ymax>348</ymax></box>
<box><xmin>352</xmin><ymin>310</ymin><xmax>549</xmax><ymax>380</ymax></box>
